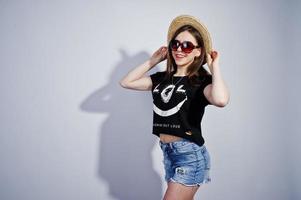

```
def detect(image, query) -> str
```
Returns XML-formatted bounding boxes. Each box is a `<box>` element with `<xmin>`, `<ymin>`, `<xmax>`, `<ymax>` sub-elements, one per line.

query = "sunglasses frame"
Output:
<box><xmin>169</xmin><ymin>39</ymin><xmax>201</xmax><ymax>54</ymax></box>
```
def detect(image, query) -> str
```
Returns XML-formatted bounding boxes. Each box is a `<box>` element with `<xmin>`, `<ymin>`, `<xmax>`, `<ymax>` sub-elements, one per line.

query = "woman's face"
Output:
<box><xmin>171</xmin><ymin>30</ymin><xmax>201</xmax><ymax>68</ymax></box>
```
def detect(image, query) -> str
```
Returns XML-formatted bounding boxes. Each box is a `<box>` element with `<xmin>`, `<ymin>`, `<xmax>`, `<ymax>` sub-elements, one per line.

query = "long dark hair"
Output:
<box><xmin>162</xmin><ymin>25</ymin><xmax>211</xmax><ymax>86</ymax></box>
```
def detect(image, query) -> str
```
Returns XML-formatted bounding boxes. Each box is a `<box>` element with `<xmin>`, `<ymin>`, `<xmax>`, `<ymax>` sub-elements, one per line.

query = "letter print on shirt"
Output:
<box><xmin>153</xmin><ymin>83</ymin><xmax>187</xmax><ymax>117</ymax></box>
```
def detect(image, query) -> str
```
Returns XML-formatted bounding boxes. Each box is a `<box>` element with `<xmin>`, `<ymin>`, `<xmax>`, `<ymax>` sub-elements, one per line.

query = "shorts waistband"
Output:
<box><xmin>159</xmin><ymin>138</ymin><xmax>190</xmax><ymax>149</ymax></box>
<box><xmin>160</xmin><ymin>137</ymin><xmax>187</xmax><ymax>143</ymax></box>
<box><xmin>159</xmin><ymin>138</ymin><xmax>206</xmax><ymax>150</ymax></box>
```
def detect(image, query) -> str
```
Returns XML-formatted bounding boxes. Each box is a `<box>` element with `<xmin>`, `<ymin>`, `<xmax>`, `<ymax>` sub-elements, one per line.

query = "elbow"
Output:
<box><xmin>119</xmin><ymin>80</ymin><xmax>134</xmax><ymax>89</ymax></box>
<box><xmin>119</xmin><ymin>80</ymin><xmax>128</xmax><ymax>88</ymax></box>
<box><xmin>216</xmin><ymin>101</ymin><xmax>227</xmax><ymax>107</ymax></box>
<box><xmin>214</xmin><ymin>91</ymin><xmax>230</xmax><ymax>107</ymax></box>
<box><xmin>215</xmin><ymin>97</ymin><xmax>230</xmax><ymax>107</ymax></box>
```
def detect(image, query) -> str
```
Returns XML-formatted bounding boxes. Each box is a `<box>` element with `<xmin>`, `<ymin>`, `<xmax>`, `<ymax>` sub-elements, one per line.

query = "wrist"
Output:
<box><xmin>148</xmin><ymin>59</ymin><xmax>158</xmax><ymax>68</ymax></box>
<box><xmin>211</xmin><ymin>64</ymin><xmax>220</xmax><ymax>74</ymax></box>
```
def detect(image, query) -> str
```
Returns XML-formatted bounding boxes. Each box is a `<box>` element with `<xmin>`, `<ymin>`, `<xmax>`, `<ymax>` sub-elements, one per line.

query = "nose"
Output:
<box><xmin>176</xmin><ymin>45</ymin><xmax>182</xmax><ymax>52</ymax></box>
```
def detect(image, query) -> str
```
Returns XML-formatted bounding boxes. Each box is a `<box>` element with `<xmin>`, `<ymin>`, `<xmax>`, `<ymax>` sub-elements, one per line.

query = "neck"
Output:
<box><xmin>174</xmin><ymin>67</ymin><xmax>188</xmax><ymax>76</ymax></box>
<box><xmin>174</xmin><ymin>59</ymin><xmax>194</xmax><ymax>76</ymax></box>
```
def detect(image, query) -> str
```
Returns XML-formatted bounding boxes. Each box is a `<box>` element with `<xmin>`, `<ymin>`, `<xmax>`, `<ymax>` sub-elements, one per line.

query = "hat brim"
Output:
<box><xmin>167</xmin><ymin>15</ymin><xmax>212</xmax><ymax>55</ymax></box>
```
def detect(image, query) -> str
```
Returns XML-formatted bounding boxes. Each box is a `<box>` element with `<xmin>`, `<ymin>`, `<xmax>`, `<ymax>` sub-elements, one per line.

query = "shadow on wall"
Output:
<box><xmin>80</xmin><ymin>49</ymin><xmax>162</xmax><ymax>200</ymax></box>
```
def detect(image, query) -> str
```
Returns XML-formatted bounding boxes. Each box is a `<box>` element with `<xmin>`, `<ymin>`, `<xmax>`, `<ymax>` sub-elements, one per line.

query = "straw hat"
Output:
<box><xmin>167</xmin><ymin>15</ymin><xmax>212</xmax><ymax>56</ymax></box>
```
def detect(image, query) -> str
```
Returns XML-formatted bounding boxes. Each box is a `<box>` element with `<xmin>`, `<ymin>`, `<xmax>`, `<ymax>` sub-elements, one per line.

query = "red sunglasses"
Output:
<box><xmin>169</xmin><ymin>39</ymin><xmax>200</xmax><ymax>53</ymax></box>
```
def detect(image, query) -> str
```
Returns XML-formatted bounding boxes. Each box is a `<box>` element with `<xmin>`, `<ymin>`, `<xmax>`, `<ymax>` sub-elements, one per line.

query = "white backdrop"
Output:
<box><xmin>1</xmin><ymin>0</ymin><xmax>300</xmax><ymax>200</ymax></box>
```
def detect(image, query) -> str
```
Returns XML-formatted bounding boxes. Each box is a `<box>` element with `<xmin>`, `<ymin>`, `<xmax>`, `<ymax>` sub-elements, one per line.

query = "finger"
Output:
<box><xmin>212</xmin><ymin>51</ymin><xmax>219</xmax><ymax>61</ymax></box>
<box><xmin>212</xmin><ymin>51</ymin><xmax>217</xmax><ymax>57</ymax></box>
<box><xmin>162</xmin><ymin>47</ymin><xmax>167</xmax><ymax>51</ymax></box>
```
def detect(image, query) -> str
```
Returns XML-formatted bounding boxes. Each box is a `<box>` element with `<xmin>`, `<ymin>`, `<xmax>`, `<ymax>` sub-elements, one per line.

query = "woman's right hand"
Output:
<box><xmin>149</xmin><ymin>46</ymin><xmax>168</xmax><ymax>66</ymax></box>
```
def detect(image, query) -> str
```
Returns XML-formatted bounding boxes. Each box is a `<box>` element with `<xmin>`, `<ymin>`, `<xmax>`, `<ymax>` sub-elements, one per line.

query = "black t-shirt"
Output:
<box><xmin>150</xmin><ymin>71</ymin><xmax>212</xmax><ymax>146</ymax></box>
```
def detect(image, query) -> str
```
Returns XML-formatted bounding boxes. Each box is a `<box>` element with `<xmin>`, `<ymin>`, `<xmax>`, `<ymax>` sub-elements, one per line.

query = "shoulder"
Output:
<box><xmin>150</xmin><ymin>70</ymin><xmax>167</xmax><ymax>81</ymax></box>
<box><xmin>150</xmin><ymin>70</ymin><xmax>166</xmax><ymax>77</ymax></box>
<box><xmin>196</xmin><ymin>67</ymin><xmax>211</xmax><ymax>83</ymax></box>
<box><xmin>198</xmin><ymin>73</ymin><xmax>212</xmax><ymax>85</ymax></box>
<box><xmin>193</xmin><ymin>73</ymin><xmax>212</xmax><ymax>93</ymax></box>
<box><xmin>198</xmin><ymin>73</ymin><xmax>212</xmax><ymax>81</ymax></box>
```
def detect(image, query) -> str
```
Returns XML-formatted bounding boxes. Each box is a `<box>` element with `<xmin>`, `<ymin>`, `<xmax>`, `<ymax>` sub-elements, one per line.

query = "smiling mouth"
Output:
<box><xmin>175</xmin><ymin>54</ymin><xmax>185</xmax><ymax>59</ymax></box>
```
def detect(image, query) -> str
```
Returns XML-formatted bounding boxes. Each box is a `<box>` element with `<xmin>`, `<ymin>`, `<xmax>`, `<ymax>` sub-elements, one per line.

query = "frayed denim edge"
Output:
<box><xmin>167</xmin><ymin>176</ymin><xmax>211</xmax><ymax>187</ymax></box>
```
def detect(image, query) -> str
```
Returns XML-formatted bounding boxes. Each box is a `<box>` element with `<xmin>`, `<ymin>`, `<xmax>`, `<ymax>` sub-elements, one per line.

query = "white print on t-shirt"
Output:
<box><xmin>153</xmin><ymin>123</ymin><xmax>181</xmax><ymax>128</ymax></box>
<box><xmin>153</xmin><ymin>84</ymin><xmax>160</xmax><ymax>93</ymax></box>
<box><xmin>153</xmin><ymin>84</ymin><xmax>187</xmax><ymax>117</ymax></box>
<box><xmin>161</xmin><ymin>84</ymin><xmax>175</xmax><ymax>103</ymax></box>
<box><xmin>176</xmin><ymin>85</ymin><xmax>185</xmax><ymax>93</ymax></box>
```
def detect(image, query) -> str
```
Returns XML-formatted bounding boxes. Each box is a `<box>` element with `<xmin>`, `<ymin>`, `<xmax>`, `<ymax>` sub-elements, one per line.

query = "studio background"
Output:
<box><xmin>1</xmin><ymin>0</ymin><xmax>300</xmax><ymax>200</ymax></box>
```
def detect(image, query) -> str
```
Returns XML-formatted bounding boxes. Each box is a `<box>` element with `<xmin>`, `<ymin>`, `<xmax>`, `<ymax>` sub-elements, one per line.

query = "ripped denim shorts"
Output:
<box><xmin>159</xmin><ymin>138</ymin><xmax>211</xmax><ymax>187</ymax></box>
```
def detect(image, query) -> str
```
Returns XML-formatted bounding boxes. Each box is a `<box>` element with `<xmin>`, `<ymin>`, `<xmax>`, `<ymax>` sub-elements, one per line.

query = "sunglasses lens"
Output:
<box><xmin>182</xmin><ymin>41</ymin><xmax>195</xmax><ymax>53</ymax></box>
<box><xmin>170</xmin><ymin>40</ymin><xmax>179</xmax><ymax>51</ymax></box>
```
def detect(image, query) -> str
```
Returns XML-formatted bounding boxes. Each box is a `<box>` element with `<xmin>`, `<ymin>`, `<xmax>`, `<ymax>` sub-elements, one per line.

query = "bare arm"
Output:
<box><xmin>119</xmin><ymin>46</ymin><xmax>168</xmax><ymax>91</ymax></box>
<box><xmin>204</xmin><ymin>50</ymin><xmax>230</xmax><ymax>107</ymax></box>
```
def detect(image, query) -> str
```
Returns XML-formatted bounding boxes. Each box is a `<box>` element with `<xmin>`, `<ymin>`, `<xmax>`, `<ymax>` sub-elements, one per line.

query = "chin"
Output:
<box><xmin>172</xmin><ymin>54</ymin><xmax>194</xmax><ymax>67</ymax></box>
<box><xmin>175</xmin><ymin>60</ymin><xmax>190</xmax><ymax>67</ymax></box>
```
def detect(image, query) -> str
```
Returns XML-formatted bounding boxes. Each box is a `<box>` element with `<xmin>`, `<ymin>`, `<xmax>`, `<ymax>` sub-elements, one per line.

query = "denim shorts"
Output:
<box><xmin>159</xmin><ymin>138</ymin><xmax>211</xmax><ymax>187</ymax></box>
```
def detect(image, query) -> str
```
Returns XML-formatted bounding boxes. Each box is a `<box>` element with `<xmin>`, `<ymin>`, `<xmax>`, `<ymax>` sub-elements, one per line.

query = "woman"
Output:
<box><xmin>119</xmin><ymin>15</ymin><xmax>230</xmax><ymax>200</ymax></box>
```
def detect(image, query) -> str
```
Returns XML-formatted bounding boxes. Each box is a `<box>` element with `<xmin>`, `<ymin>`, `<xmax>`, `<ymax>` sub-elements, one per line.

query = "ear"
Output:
<box><xmin>195</xmin><ymin>48</ymin><xmax>201</xmax><ymax>57</ymax></box>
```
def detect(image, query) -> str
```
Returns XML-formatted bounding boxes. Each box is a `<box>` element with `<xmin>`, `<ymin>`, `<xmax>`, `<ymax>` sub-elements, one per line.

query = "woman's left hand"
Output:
<box><xmin>206</xmin><ymin>50</ymin><xmax>219</xmax><ymax>74</ymax></box>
